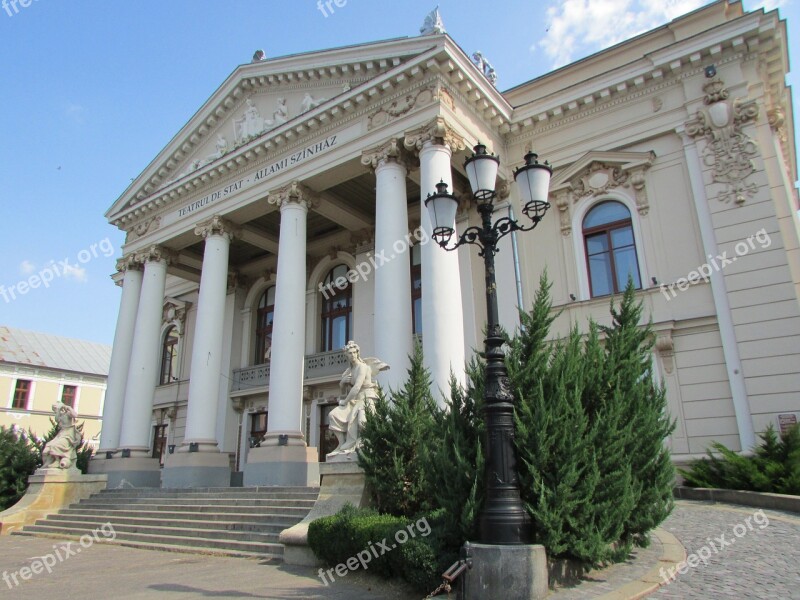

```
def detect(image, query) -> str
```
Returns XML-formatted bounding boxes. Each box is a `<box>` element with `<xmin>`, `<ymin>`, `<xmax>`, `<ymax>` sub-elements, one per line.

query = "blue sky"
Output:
<box><xmin>0</xmin><ymin>0</ymin><xmax>796</xmax><ymax>345</ymax></box>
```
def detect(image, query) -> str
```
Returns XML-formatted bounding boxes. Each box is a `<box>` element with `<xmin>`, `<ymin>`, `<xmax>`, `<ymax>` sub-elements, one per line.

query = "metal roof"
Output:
<box><xmin>0</xmin><ymin>326</ymin><xmax>112</xmax><ymax>377</ymax></box>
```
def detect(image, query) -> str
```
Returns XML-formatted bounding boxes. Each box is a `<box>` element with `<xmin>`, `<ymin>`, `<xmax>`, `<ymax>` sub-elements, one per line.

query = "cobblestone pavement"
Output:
<box><xmin>649</xmin><ymin>501</ymin><xmax>800</xmax><ymax>599</ymax></box>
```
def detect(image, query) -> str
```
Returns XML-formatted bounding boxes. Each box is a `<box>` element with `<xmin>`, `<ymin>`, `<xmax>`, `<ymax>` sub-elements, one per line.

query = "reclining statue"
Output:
<box><xmin>41</xmin><ymin>402</ymin><xmax>81</xmax><ymax>470</ymax></box>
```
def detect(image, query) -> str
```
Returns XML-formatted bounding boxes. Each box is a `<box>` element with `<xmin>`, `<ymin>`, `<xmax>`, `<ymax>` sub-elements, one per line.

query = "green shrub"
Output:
<box><xmin>680</xmin><ymin>424</ymin><xmax>800</xmax><ymax>495</ymax></box>
<box><xmin>0</xmin><ymin>426</ymin><xmax>39</xmax><ymax>510</ymax></box>
<box><xmin>307</xmin><ymin>505</ymin><xmax>445</xmax><ymax>592</ymax></box>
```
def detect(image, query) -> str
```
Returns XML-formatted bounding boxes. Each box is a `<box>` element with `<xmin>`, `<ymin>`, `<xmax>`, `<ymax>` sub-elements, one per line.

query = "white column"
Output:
<box><xmin>98</xmin><ymin>257</ymin><xmax>143</xmax><ymax>452</ymax></box>
<box><xmin>118</xmin><ymin>247</ymin><xmax>171</xmax><ymax>454</ymax></box>
<box><xmin>372</xmin><ymin>153</ymin><xmax>413</xmax><ymax>391</ymax></box>
<box><xmin>181</xmin><ymin>216</ymin><xmax>234</xmax><ymax>451</ymax></box>
<box><xmin>419</xmin><ymin>140</ymin><xmax>466</xmax><ymax>402</ymax></box>
<box><xmin>265</xmin><ymin>183</ymin><xmax>311</xmax><ymax>444</ymax></box>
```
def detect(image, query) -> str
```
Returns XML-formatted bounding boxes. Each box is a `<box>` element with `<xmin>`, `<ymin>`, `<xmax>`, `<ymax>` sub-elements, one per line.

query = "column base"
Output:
<box><xmin>243</xmin><ymin>444</ymin><xmax>319</xmax><ymax>486</ymax></box>
<box><xmin>103</xmin><ymin>456</ymin><xmax>162</xmax><ymax>489</ymax></box>
<box><xmin>463</xmin><ymin>543</ymin><xmax>548</xmax><ymax>600</ymax></box>
<box><xmin>161</xmin><ymin>451</ymin><xmax>232</xmax><ymax>488</ymax></box>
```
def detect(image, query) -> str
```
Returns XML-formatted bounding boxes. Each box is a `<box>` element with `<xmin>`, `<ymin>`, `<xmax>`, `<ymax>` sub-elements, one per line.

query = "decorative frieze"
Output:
<box><xmin>367</xmin><ymin>85</ymin><xmax>436</xmax><ymax>130</ymax></box>
<box><xmin>127</xmin><ymin>216</ymin><xmax>161</xmax><ymax>242</ymax></box>
<box><xmin>684</xmin><ymin>78</ymin><xmax>760</xmax><ymax>205</ymax></box>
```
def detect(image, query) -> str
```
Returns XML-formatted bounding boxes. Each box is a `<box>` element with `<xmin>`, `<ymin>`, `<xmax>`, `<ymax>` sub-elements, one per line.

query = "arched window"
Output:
<box><xmin>321</xmin><ymin>264</ymin><xmax>352</xmax><ymax>352</ymax></box>
<box><xmin>411</xmin><ymin>244</ymin><xmax>422</xmax><ymax>335</ymax></box>
<box><xmin>254</xmin><ymin>287</ymin><xmax>275</xmax><ymax>364</ymax></box>
<box><xmin>159</xmin><ymin>326</ymin><xmax>179</xmax><ymax>385</ymax></box>
<box><xmin>583</xmin><ymin>201</ymin><xmax>641</xmax><ymax>297</ymax></box>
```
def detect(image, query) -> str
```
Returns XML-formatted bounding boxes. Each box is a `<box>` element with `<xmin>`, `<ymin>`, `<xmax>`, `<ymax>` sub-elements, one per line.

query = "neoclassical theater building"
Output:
<box><xmin>93</xmin><ymin>1</ymin><xmax>800</xmax><ymax>488</ymax></box>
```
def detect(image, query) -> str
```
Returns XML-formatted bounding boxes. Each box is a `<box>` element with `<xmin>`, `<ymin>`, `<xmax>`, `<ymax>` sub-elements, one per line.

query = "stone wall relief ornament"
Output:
<box><xmin>420</xmin><ymin>7</ymin><xmax>446</xmax><ymax>35</ymax></box>
<box><xmin>300</xmin><ymin>92</ymin><xmax>327</xmax><ymax>114</ymax></box>
<box><xmin>554</xmin><ymin>191</ymin><xmax>572</xmax><ymax>237</ymax></box>
<box><xmin>656</xmin><ymin>332</ymin><xmax>675</xmax><ymax>374</ymax></box>
<box><xmin>129</xmin><ymin>216</ymin><xmax>162</xmax><ymax>240</ymax></box>
<box><xmin>205</xmin><ymin>134</ymin><xmax>229</xmax><ymax>164</ymax></box>
<box><xmin>234</xmin><ymin>99</ymin><xmax>269</xmax><ymax>144</ymax></box>
<box><xmin>684</xmin><ymin>78</ymin><xmax>760</xmax><ymax>205</ymax></box>
<box><xmin>162</xmin><ymin>298</ymin><xmax>190</xmax><ymax>332</ymax></box>
<box><xmin>367</xmin><ymin>85</ymin><xmax>435</xmax><ymax>130</ymax></box>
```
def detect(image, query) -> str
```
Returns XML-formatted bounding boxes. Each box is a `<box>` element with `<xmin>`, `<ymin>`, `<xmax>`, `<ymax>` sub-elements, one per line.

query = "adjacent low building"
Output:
<box><xmin>0</xmin><ymin>326</ymin><xmax>110</xmax><ymax>448</ymax></box>
<box><xmin>94</xmin><ymin>1</ymin><xmax>800</xmax><ymax>489</ymax></box>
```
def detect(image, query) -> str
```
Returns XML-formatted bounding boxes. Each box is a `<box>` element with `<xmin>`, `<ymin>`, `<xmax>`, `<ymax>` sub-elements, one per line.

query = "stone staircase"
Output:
<box><xmin>13</xmin><ymin>486</ymin><xmax>319</xmax><ymax>559</ymax></box>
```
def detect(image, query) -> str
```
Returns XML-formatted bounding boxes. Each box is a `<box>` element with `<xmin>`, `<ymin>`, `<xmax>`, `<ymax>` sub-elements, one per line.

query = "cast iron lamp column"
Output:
<box><xmin>425</xmin><ymin>144</ymin><xmax>552</xmax><ymax>545</ymax></box>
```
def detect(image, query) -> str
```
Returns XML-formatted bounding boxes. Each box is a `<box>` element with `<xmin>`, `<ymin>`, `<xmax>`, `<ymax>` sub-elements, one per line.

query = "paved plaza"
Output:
<box><xmin>0</xmin><ymin>500</ymin><xmax>798</xmax><ymax>599</ymax></box>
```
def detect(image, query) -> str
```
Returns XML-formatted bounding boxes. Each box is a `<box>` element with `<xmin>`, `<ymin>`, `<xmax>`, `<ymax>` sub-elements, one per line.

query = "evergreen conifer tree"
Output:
<box><xmin>0</xmin><ymin>426</ymin><xmax>39</xmax><ymax>510</ymax></box>
<box><xmin>358</xmin><ymin>343</ymin><xmax>436</xmax><ymax>516</ymax></box>
<box><xmin>602</xmin><ymin>280</ymin><xmax>675</xmax><ymax>548</ymax></box>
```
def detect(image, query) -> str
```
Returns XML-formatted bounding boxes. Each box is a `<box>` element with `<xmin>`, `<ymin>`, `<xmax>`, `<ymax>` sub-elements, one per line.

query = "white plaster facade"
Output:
<box><xmin>94</xmin><ymin>2</ymin><xmax>800</xmax><ymax>488</ymax></box>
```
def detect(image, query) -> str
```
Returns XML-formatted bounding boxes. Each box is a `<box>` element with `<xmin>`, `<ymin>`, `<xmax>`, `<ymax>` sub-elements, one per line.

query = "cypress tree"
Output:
<box><xmin>358</xmin><ymin>343</ymin><xmax>436</xmax><ymax>516</ymax></box>
<box><xmin>602</xmin><ymin>280</ymin><xmax>675</xmax><ymax>548</ymax></box>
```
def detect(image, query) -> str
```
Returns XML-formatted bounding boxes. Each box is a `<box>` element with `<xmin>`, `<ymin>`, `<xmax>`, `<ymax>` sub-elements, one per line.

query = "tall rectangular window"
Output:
<box><xmin>12</xmin><ymin>380</ymin><xmax>31</xmax><ymax>409</ymax></box>
<box><xmin>61</xmin><ymin>385</ymin><xmax>77</xmax><ymax>407</ymax></box>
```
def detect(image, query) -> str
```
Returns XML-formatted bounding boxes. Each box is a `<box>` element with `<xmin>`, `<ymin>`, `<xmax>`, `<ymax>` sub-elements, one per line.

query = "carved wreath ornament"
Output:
<box><xmin>685</xmin><ymin>79</ymin><xmax>760</xmax><ymax>205</ymax></box>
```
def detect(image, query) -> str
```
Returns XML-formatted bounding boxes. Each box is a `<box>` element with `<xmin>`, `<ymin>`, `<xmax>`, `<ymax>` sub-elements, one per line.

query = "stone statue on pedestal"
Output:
<box><xmin>327</xmin><ymin>341</ymin><xmax>388</xmax><ymax>460</ymax></box>
<box><xmin>41</xmin><ymin>403</ymin><xmax>81</xmax><ymax>470</ymax></box>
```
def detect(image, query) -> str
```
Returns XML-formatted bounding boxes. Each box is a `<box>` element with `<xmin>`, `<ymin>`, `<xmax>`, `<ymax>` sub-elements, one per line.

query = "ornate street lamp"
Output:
<box><xmin>425</xmin><ymin>143</ymin><xmax>552</xmax><ymax>545</ymax></box>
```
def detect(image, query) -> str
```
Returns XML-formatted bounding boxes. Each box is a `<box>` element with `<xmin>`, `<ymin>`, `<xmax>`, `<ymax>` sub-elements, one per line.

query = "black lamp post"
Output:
<box><xmin>425</xmin><ymin>143</ymin><xmax>552</xmax><ymax>545</ymax></box>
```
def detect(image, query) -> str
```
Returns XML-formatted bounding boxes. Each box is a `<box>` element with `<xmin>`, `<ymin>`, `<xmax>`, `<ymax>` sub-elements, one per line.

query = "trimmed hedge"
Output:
<box><xmin>307</xmin><ymin>505</ymin><xmax>449</xmax><ymax>593</ymax></box>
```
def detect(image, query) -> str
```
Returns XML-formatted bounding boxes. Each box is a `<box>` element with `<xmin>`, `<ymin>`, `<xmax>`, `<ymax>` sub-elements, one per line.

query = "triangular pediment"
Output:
<box><xmin>549</xmin><ymin>150</ymin><xmax>656</xmax><ymax>200</ymax></box>
<box><xmin>106</xmin><ymin>36</ymin><xmax>446</xmax><ymax>222</ymax></box>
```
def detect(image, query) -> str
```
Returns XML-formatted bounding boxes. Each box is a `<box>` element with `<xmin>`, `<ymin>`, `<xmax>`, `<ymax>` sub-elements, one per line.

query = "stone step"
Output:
<box><xmin>14</xmin><ymin>527</ymin><xmax>284</xmax><ymax>558</ymax></box>
<box><xmin>101</xmin><ymin>486</ymin><xmax>317</xmax><ymax>495</ymax></box>
<box><xmin>71</xmin><ymin>502</ymin><xmax>311</xmax><ymax>516</ymax></box>
<box><xmin>30</xmin><ymin>519</ymin><xmax>281</xmax><ymax>543</ymax></box>
<box><xmin>57</xmin><ymin>507</ymin><xmax>298</xmax><ymax>526</ymax></box>
<box><xmin>97</xmin><ymin>491</ymin><xmax>320</xmax><ymax>501</ymax></box>
<box><xmin>77</xmin><ymin>497</ymin><xmax>316</xmax><ymax>507</ymax></box>
<box><xmin>46</xmin><ymin>513</ymin><xmax>290</xmax><ymax>533</ymax></box>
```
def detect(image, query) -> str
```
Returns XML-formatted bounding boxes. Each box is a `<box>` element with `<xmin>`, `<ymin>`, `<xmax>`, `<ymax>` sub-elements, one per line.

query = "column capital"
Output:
<box><xmin>115</xmin><ymin>253</ymin><xmax>143</xmax><ymax>274</ymax></box>
<box><xmin>403</xmin><ymin>116</ymin><xmax>468</xmax><ymax>154</ymax></box>
<box><xmin>268</xmin><ymin>181</ymin><xmax>317</xmax><ymax>211</ymax></box>
<box><xmin>361</xmin><ymin>138</ymin><xmax>417</xmax><ymax>172</ymax></box>
<box><xmin>194</xmin><ymin>215</ymin><xmax>238</xmax><ymax>240</ymax></box>
<box><xmin>134</xmin><ymin>245</ymin><xmax>177</xmax><ymax>266</ymax></box>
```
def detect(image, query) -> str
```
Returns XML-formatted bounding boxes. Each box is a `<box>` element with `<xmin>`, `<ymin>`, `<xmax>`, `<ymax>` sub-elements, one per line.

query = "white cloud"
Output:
<box><xmin>61</xmin><ymin>263</ymin><xmax>88</xmax><ymax>283</ymax></box>
<box><xmin>536</xmin><ymin>0</ymin><xmax>712</xmax><ymax>68</ymax></box>
<box><xmin>19</xmin><ymin>260</ymin><xmax>36</xmax><ymax>274</ymax></box>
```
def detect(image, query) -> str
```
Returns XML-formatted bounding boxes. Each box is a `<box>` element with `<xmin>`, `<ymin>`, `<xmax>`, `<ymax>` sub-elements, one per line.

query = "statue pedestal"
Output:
<box><xmin>279</xmin><ymin>462</ymin><xmax>370</xmax><ymax>566</ymax></box>
<box><xmin>0</xmin><ymin>469</ymin><xmax>108</xmax><ymax>535</ymax></box>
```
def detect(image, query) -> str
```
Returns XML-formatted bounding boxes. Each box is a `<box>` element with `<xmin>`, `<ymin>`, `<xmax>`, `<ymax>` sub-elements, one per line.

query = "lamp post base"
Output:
<box><xmin>463</xmin><ymin>542</ymin><xmax>548</xmax><ymax>600</ymax></box>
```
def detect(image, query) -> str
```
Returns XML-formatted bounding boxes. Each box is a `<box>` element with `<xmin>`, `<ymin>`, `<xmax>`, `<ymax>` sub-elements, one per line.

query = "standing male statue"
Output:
<box><xmin>327</xmin><ymin>341</ymin><xmax>388</xmax><ymax>459</ymax></box>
